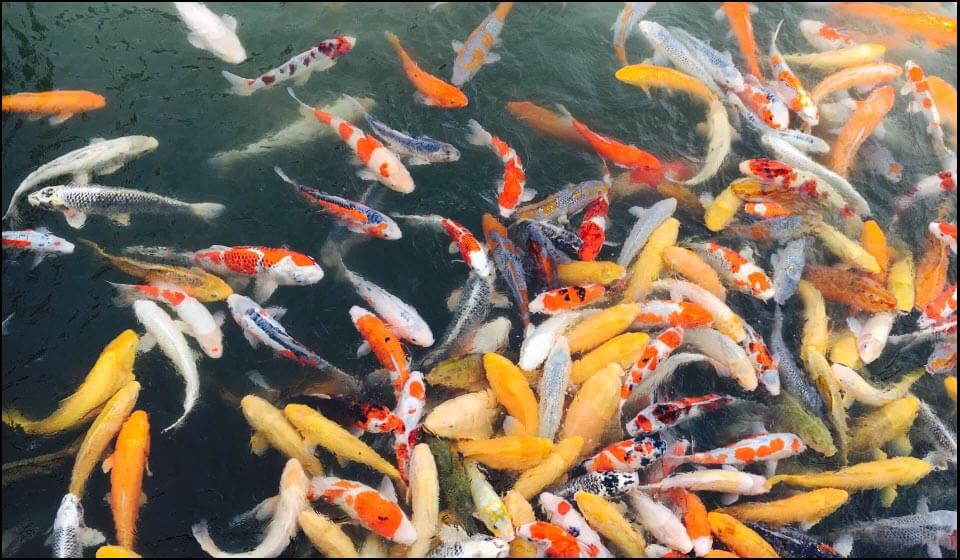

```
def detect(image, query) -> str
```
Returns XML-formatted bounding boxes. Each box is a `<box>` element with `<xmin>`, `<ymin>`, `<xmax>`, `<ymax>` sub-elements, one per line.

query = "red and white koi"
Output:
<box><xmin>391</xmin><ymin>371</ymin><xmax>427</xmax><ymax>481</ymax></box>
<box><xmin>193</xmin><ymin>245</ymin><xmax>323</xmax><ymax>303</ymax></box>
<box><xmin>395</xmin><ymin>213</ymin><xmax>492</xmax><ymax>279</ymax></box>
<box><xmin>929</xmin><ymin>221</ymin><xmax>957</xmax><ymax>254</ymax></box>
<box><xmin>902</xmin><ymin>61</ymin><xmax>957</xmax><ymax>172</ymax></box>
<box><xmin>620</xmin><ymin>327</ymin><xmax>684</xmax><ymax>410</ymax></box>
<box><xmin>691</xmin><ymin>242</ymin><xmax>774</xmax><ymax>301</ymax></box>
<box><xmin>289</xmin><ymin>90</ymin><xmax>414</xmax><ymax>194</ymax></box>
<box><xmin>919</xmin><ymin>284</ymin><xmax>958</xmax><ymax>329</ymax></box>
<box><xmin>517</xmin><ymin>521</ymin><xmax>594</xmax><ymax>558</ymax></box>
<box><xmin>799</xmin><ymin>20</ymin><xmax>857</xmax><ymax>51</ymax></box>
<box><xmin>742</xmin><ymin>323</ymin><xmax>779</xmax><ymax>395</ymax></box>
<box><xmin>222</xmin><ymin>36</ymin><xmax>355</xmax><ymax>96</ymax></box>
<box><xmin>451</xmin><ymin>2</ymin><xmax>514</xmax><ymax>87</ymax></box>
<box><xmin>739</xmin><ymin>158</ymin><xmax>853</xmax><ymax>217</ymax></box>
<box><xmin>539</xmin><ymin>492</ymin><xmax>612</xmax><ymax>558</ymax></box>
<box><xmin>309</xmin><ymin>477</ymin><xmax>417</xmax><ymax>545</ymax></box>
<box><xmin>530</xmin><ymin>284</ymin><xmax>605</xmax><ymax>315</ymax></box>
<box><xmin>676</xmin><ymin>432</ymin><xmax>806</xmax><ymax>469</ymax></box>
<box><xmin>467</xmin><ymin>119</ymin><xmax>531</xmax><ymax>217</ymax></box>
<box><xmin>894</xmin><ymin>170</ymin><xmax>956</xmax><ymax>218</ymax></box>
<box><xmin>769</xmin><ymin>21</ymin><xmax>818</xmax><ymax>126</ymax></box>
<box><xmin>340</xmin><ymin>265</ymin><xmax>434</xmax><ymax>348</ymax></box>
<box><xmin>633</xmin><ymin>300</ymin><xmax>714</xmax><ymax>330</ymax></box>
<box><xmin>626</xmin><ymin>394</ymin><xmax>734</xmax><ymax>437</ymax></box>
<box><xmin>582</xmin><ymin>436</ymin><xmax>667</xmax><ymax>473</ymax></box>
<box><xmin>578</xmin><ymin>193</ymin><xmax>609</xmax><ymax>262</ymax></box>
<box><xmin>273</xmin><ymin>167</ymin><xmax>401</xmax><ymax>240</ymax></box>
<box><xmin>737</xmin><ymin>74</ymin><xmax>790</xmax><ymax>130</ymax></box>
<box><xmin>2</xmin><ymin>228</ymin><xmax>73</xmax><ymax>268</ymax></box>
<box><xmin>110</xmin><ymin>283</ymin><xmax>223</xmax><ymax>358</ymax></box>
<box><xmin>717</xmin><ymin>2</ymin><xmax>762</xmax><ymax>79</ymax></box>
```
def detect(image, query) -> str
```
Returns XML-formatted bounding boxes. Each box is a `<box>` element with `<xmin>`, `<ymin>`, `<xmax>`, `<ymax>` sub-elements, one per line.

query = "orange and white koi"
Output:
<box><xmin>919</xmin><ymin>284</ymin><xmax>958</xmax><ymax>328</ymax></box>
<box><xmin>651</xmin><ymin>279</ymin><xmax>746</xmax><ymax>342</ymax></box>
<box><xmin>810</xmin><ymin>62</ymin><xmax>902</xmax><ymax>107</ymax></box>
<box><xmin>717</xmin><ymin>3</ymin><xmax>763</xmax><ymax>79</ymax></box>
<box><xmin>677</xmin><ymin>432</ymin><xmax>806</xmax><ymax>471</ymax></box>
<box><xmin>770</xmin><ymin>21</ymin><xmax>818</xmax><ymax>126</ymax></box>
<box><xmin>557</xmin><ymin>105</ymin><xmax>663</xmax><ymax>173</ymax></box>
<box><xmin>530</xmin><ymin>284</ymin><xmax>605</xmax><ymax>315</ymax></box>
<box><xmin>930</xmin><ymin>221</ymin><xmax>957</xmax><ymax>254</ymax></box>
<box><xmin>612</xmin><ymin>3</ymin><xmax>656</xmax><ymax>66</ymax></box>
<box><xmin>578</xmin><ymin>193</ymin><xmax>610</xmax><ymax>262</ymax></box>
<box><xmin>104</xmin><ymin>410</ymin><xmax>150</xmax><ymax>551</ymax></box>
<box><xmin>620</xmin><ymin>327</ymin><xmax>684</xmax><ymax>409</ymax></box>
<box><xmin>451</xmin><ymin>2</ymin><xmax>514</xmax><ymax>87</ymax></box>
<box><xmin>742</xmin><ymin>323</ymin><xmax>779</xmax><ymax>395</ymax></box>
<box><xmin>737</xmin><ymin>74</ymin><xmax>790</xmax><ymax>130</ymax></box>
<box><xmin>834</xmin><ymin>3</ymin><xmax>957</xmax><ymax>50</ymax></box>
<box><xmin>309</xmin><ymin>477</ymin><xmax>417</xmax><ymax>545</ymax></box>
<box><xmin>663</xmin><ymin>488</ymin><xmax>713</xmax><ymax>557</ymax></box>
<box><xmin>927</xmin><ymin>75</ymin><xmax>957</xmax><ymax>138</ymax></box>
<box><xmin>1</xmin><ymin>90</ymin><xmax>105</xmax><ymax>126</ymax></box>
<box><xmin>744</xmin><ymin>201</ymin><xmax>792</xmax><ymax>219</ymax></box>
<box><xmin>894</xmin><ymin>170</ymin><xmax>957</xmax><ymax>220</ymax></box>
<box><xmin>349</xmin><ymin>306</ymin><xmax>409</xmax><ymax>395</ymax></box>
<box><xmin>467</xmin><ymin>119</ymin><xmax>530</xmax><ymax>217</ymax></box>
<box><xmin>396</xmin><ymin>213</ymin><xmax>492</xmax><ymax>279</ymax></box>
<box><xmin>633</xmin><ymin>300</ymin><xmax>713</xmax><ymax>329</ymax></box>
<box><xmin>193</xmin><ymin>245</ymin><xmax>323</xmax><ymax>303</ymax></box>
<box><xmin>582</xmin><ymin>436</ymin><xmax>667</xmax><ymax>473</ymax></box>
<box><xmin>799</xmin><ymin>20</ymin><xmax>857</xmax><ymax>51</ymax></box>
<box><xmin>691</xmin><ymin>242</ymin><xmax>774</xmax><ymax>301</ymax></box>
<box><xmin>289</xmin><ymin>89</ymin><xmax>414</xmax><ymax>194</ymax></box>
<box><xmin>384</xmin><ymin>31</ymin><xmax>468</xmax><ymax>109</ymax></box>
<box><xmin>626</xmin><ymin>394</ymin><xmax>734</xmax><ymax>437</ymax></box>
<box><xmin>902</xmin><ymin>61</ymin><xmax>957</xmax><ymax>172</ymax></box>
<box><xmin>517</xmin><ymin>521</ymin><xmax>593</xmax><ymax>558</ymax></box>
<box><xmin>273</xmin><ymin>167</ymin><xmax>401</xmax><ymax>239</ymax></box>
<box><xmin>539</xmin><ymin>492</ymin><xmax>612</xmax><ymax>558</ymax></box>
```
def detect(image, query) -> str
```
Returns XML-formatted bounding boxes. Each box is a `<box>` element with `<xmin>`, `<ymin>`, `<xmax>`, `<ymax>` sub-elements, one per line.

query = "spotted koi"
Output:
<box><xmin>530</xmin><ymin>284</ymin><xmax>605</xmax><ymax>315</ymax></box>
<box><xmin>467</xmin><ymin>119</ymin><xmax>529</xmax><ymax>217</ymax></box>
<box><xmin>222</xmin><ymin>36</ymin><xmax>355</xmax><ymax>96</ymax></box>
<box><xmin>770</xmin><ymin>21</ymin><xmax>819</xmax><ymax>125</ymax></box>
<box><xmin>582</xmin><ymin>436</ymin><xmax>666</xmax><ymax>473</ymax></box>
<box><xmin>392</xmin><ymin>371</ymin><xmax>427</xmax><ymax>481</ymax></box>
<box><xmin>578</xmin><ymin>193</ymin><xmax>609</xmax><ymax>262</ymax></box>
<box><xmin>551</xmin><ymin>471</ymin><xmax>641</xmax><ymax>500</ymax></box>
<box><xmin>514</xmin><ymin>176</ymin><xmax>609</xmax><ymax>223</ymax></box>
<box><xmin>929</xmin><ymin>221</ymin><xmax>957</xmax><ymax>254</ymax></box>
<box><xmin>736</xmin><ymin>74</ymin><xmax>790</xmax><ymax>130</ymax></box>
<box><xmin>902</xmin><ymin>60</ymin><xmax>957</xmax><ymax>172</ymax></box>
<box><xmin>273</xmin><ymin>167</ymin><xmax>401</xmax><ymax>239</ymax></box>
<box><xmin>451</xmin><ymin>2</ymin><xmax>514</xmax><ymax>87</ymax></box>
<box><xmin>620</xmin><ymin>327</ymin><xmax>684</xmax><ymax>410</ymax></box>
<box><xmin>742</xmin><ymin>323</ymin><xmax>780</xmax><ymax>395</ymax></box>
<box><xmin>516</xmin><ymin>521</ymin><xmax>593</xmax><ymax>558</ymax></box>
<box><xmin>893</xmin><ymin>170</ymin><xmax>956</xmax><ymax>218</ymax></box>
<box><xmin>625</xmin><ymin>394</ymin><xmax>734</xmax><ymax>437</ymax></box>
<box><xmin>309</xmin><ymin>477</ymin><xmax>417</xmax><ymax>545</ymax></box>
<box><xmin>539</xmin><ymin>492</ymin><xmax>612</xmax><ymax>557</ymax></box>
<box><xmin>633</xmin><ymin>300</ymin><xmax>714</xmax><ymax>329</ymax></box>
<box><xmin>692</xmin><ymin>242</ymin><xmax>775</xmax><ymax>301</ymax></box>
<box><xmin>289</xmin><ymin>89</ymin><xmax>414</xmax><ymax>194</ymax></box>
<box><xmin>799</xmin><ymin>19</ymin><xmax>857</xmax><ymax>51</ymax></box>
<box><xmin>739</xmin><ymin>158</ymin><xmax>853</xmax><ymax>216</ymax></box>
<box><xmin>193</xmin><ymin>245</ymin><xmax>323</xmax><ymax>303</ymax></box>
<box><xmin>678</xmin><ymin>432</ymin><xmax>806</xmax><ymax>467</ymax></box>
<box><xmin>919</xmin><ymin>284</ymin><xmax>958</xmax><ymax>329</ymax></box>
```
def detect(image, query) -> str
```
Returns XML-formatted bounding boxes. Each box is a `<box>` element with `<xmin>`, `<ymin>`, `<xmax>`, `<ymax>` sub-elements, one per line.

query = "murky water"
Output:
<box><xmin>2</xmin><ymin>2</ymin><xmax>957</xmax><ymax>557</ymax></box>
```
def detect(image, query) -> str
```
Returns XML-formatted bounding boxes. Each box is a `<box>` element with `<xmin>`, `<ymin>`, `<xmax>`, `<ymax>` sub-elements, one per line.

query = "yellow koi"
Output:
<box><xmin>559</xmin><ymin>363</ymin><xmax>623</xmax><ymax>456</ymax></box>
<box><xmin>556</xmin><ymin>260</ymin><xmax>626</xmax><ymax>285</ymax></box>
<box><xmin>575</xmin><ymin>491</ymin><xmax>648</xmax><ymax>557</ymax></box>
<box><xmin>623</xmin><ymin>218</ymin><xmax>679</xmax><ymax>301</ymax></box>
<box><xmin>69</xmin><ymin>380</ymin><xmax>140</xmax><ymax>498</ymax></box>
<box><xmin>850</xmin><ymin>396</ymin><xmax>920</xmax><ymax>457</ymax></box>
<box><xmin>798</xmin><ymin>280</ymin><xmax>830</xmax><ymax>356</ymax></box>
<box><xmin>503</xmin><ymin>490</ymin><xmax>538</xmax><ymax>558</ymax></box>
<box><xmin>570</xmin><ymin>332</ymin><xmax>648</xmax><ymax>385</ymax></box>
<box><xmin>299</xmin><ymin>510</ymin><xmax>359</xmax><ymax>558</ymax></box>
<box><xmin>484</xmin><ymin>353</ymin><xmax>539</xmax><ymax>436</ymax></box>
<box><xmin>704</xmin><ymin>181</ymin><xmax>745</xmax><ymax>232</ymax></box>
<box><xmin>767</xmin><ymin>456</ymin><xmax>933</xmax><ymax>493</ymax></box>
<box><xmin>566</xmin><ymin>303</ymin><xmax>643</xmax><ymax>354</ymax></box>
<box><xmin>423</xmin><ymin>389</ymin><xmax>498</xmax><ymax>440</ymax></box>
<box><xmin>783</xmin><ymin>43</ymin><xmax>886</xmax><ymax>70</ymax></box>
<box><xmin>707</xmin><ymin>512</ymin><xmax>779</xmax><ymax>558</ymax></box>
<box><xmin>887</xmin><ymin>251</ymin><xmax>916</xmax><ymax>312</ymax></box>
<box><xmin>239</xmin><ymin>395</ymin><xmax>324</xmax><ymax>476</ymax></box>
<box><xmin>511</xmin><ymin>436</ymin><xmax>583</xmax><ymax>499</ymax></box>
<box><xmin>717</xmin><ymin>488</ymin><xmax>849</xmax><ymax>529</ymax></box>
<box><xmin>407</xmin><ymin>443</ymin><xmax>439</xmax><ymax>558</ymax></box>
<box><xmin>458</xmin><ymin>436</ymin><xmax>553</xmax><ymax>471</ymax></box>
<box><xmin>812</xmin><ymin>220</ymin><xmax>881</xmax><ymax>274</ymax></box>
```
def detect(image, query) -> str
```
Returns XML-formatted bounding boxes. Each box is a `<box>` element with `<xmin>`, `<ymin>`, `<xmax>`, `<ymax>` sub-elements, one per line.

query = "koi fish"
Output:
<box><xmin>902</xmin><ymin>60</ymin><xmax>957</xmax><ymax>172</ymax></box>
<box><xmin>539</xmin><ymin>492</ymin><xmax>611</xmax><ymax>557</ymax></box>
<box><xmin>927</xmin><ymin>75</ymin><xmax>957</xmax><ymax>137</ymax></box>
<box><xmin>612</xmin><ymin>3</ymin><xmax>655</xmax><ymax>66</ymax></box>
<box><xmin>637</xmin><ymin>22</ymin><xmax>721</xmax><ymax>95</ymax></box>
<box><xmin>930</xmin><ymin>221</ymin><xmax>957</xmax><ymax>254</ymax></box>
<box><xmin>859</xmin><ymin>137</ymin><xmax>902</xmax><ymax>182</ymax></box>
<box><xmin>386</xmin><ymin>371</ymin><xmax>427</xmax><ymax>480</ymax></box>
<box><xmin>348</xmin><ymin>97</ymin><xmax>460</xmax><ymax>164</ymax></box>
<box><xmin>526</xmin><ymin>223</ymin><xmax>564</xmax><ymax>288</ymax></box>
<box><xmin>769</xmin><ymin>21</ymin><xmax>818</xmax><ymax>125</ymax></box>
<box><xmin>638</xmin><ymin>469</ymin><xmax>769</xmax><ymax>499</ymax></box>
<box><xmin>538</xmin><ymin>337</ymin><xmax>572</xmax><ymax>442</ymax></box>
<box><xmin>782</xmin><ymin>43</ymin><xmax>886</xmax><ymax>70</ymax></box>
<box><xmin>691</xmin><ymin>242</ymin><xmax>774</xmax><ymax>301</ymax></box>
<box><xmin>810</xmin><ymin>62</ymin><xmax>902</xmax><ymax>107</ymax></box>
<box><xmin>193</xmin><ymin>458</ymin><xmax>309</xmax><ymax>557</ymax></box>
<box><xmin>465</xmin><ymin>460</ymin><xmax>514</xmax><ymax>541</ymax></box>
<box><xmin>110</xmin><ymin>283</ymin><xmax>223</xmax><ymax>358</ymax></box>
<box><xmin>104</xmin><ymin>410</ymin><xmax>149</xmax><ymax>550</ymax></box>
<box><xmin>626</xmin><ymin>394</ymin><xmax>733</xmax><ymax>437</ymax></box>
<box><xmin>578</xmin><ymin>194</ymin><xmax>609</xmax><ymax>261</ymax></box>
<box><xmin>69</xmin><ymin>381</ymin><xmax>140</xmax><ymax>500</ymax></box>
<box><xmin>339</xmin><ymin>264</ymin><xmax>434</xmax><ymax>348</ymax></box>
<box><xmin>451</xmin><ymin>2</ymin><xmax>514</xmax><ymax>86</ymax></box>
<box><xmin>2</xmin><ymin>90</ymin><xmax>105</xmax><ymax>126</ymax></box>
<box><xmin>515</xmin><ymin>176</ymin><xmax>609</xmax><ymax>224</ymax></box>
<box><xmin>620</xmin><ymin>327</ymin><xmax>684</xmax><ymax>409</ymax></box>
<box><xmin>583</xmin><ymin>436</ymin><xmax>666</xmax><ymax>473</ymax></box>
<box><xmin>832</xmin><ymin>500</ymin><xmax>958</xmax><ymax>558</ymax></box>
<box><xmin>506</xmin><ymin>100</ymin><xmax>585</xmax><ymax>145</ymax></box>
<box><xmin>516</xmin><ymin>521</ymin><xmax>593</xmax><ymax>558</ymax></box>
<box><xmin>669</xmin><ymin>27</ymin><xmax>745</xmax><ymax>92</ymax></box>
<box><xmin>384</xmin><ymin>31</ymin><xmax>468</xmax><ymax>109</ymax></box>
<box><xmin>743</xmin><ymin>323</ymin><xmax>780</xmax><ymax>395</ymax></box>
<box><xmin>174</xmin><ymin>2</ymin><xmax>245</xmax><ymax>63</ymax></box>
<box><xmin>708</xmin><ymin>512</ymin><xmax>779</xmax><ymax>558</ymax></box>
<box><xmin>426</xmin><ymin>526</ymin><xmax>509</xmax><ymax>558</ymax></box>
<box><xmin>803</xmin><ymin>265</ymin><xmax>897</xmax><ymax>312</ymax></box>
<box><xmin>629</xmin><ymin>490</ymin><xmax>693</xmax><ymax>554</ymax></box>
<box><xmin>799</xmin><ymin>19</ymin><xmax>857</xmax><ymax>51</ymax></box>
<box><xmin>834</xmin><ymin>3</ymin><xmax>957</xmax><ymax>49</ymax></box>
<box><xmin>273</xmin><ymin>167</ymin><xmax>401</xmax><ymax>240</ymax></box>
<box><xmin>529</xmin><ymin>220</ymin><xmax>584</xmax><ymax>257</ymax></box>
<box><xmin>49</xmin><ymin>493</ymin><xmax>104</xmax><ymax>558</ymax></box>
<box><xmin>831</xmin><ymin>86</ymin><xmax>895</xmax><ymax>178</ymax></box>
<box><xmin>557</xmin><ymin>105</ymin><xmax>662</xmax><ymax>172</ymax></box>
<box><xmin>395</xmin><ymin>213</ymin><xmax>491</xmax><ymax>279</ymax></box>
<box><xmin>227</xmin><ymin>294</ymin><xmax>360</xmax><ymax>397</ymax></box>
<box><xmin>919</xmin><ymin>284</ymin><xmax>958</xmax><ymax>328</ymax></box>
<box><xmin>419</xmin><ymin>272</ymin><xmax>493</xmax><ymax>369</ymax></box>
<box><xmin>4</xmin><ymin>135</ymin><xmax>158</xmax><ymax>224</ymax></box>
<box><xmin>927</xmin><ymin>338</ymin><xmax>957</xmax><ymax>375</ymax></box>
<box><xmin>467</xmin><ymin>119</ymin><xmax>530</xmax><ymax>217</ymax></box>
<box><xmin>746</xmin><ymin>522</ymin><xmax>841</xmax><ymax>558</ymax></box>
<box><xmin>222</xmin><ymin>36</ymin><xmax>354</xmax><ymax>96</ymax></box>
<box><xmin>310</xmin><ymin>477</ymin><xmax>417</xmax><ymax>544</ymax></box>
<box><xmin>530</xmin><ymin>284</ymin><xmax>604</xmax><ymax>315</ymax></box>
<box><xmin>717</xmin><ymin>3</ymin><xmax>762</xmax><ymax>78</ymax></box>
<box><xmin>744</xmin><ymin>201</ymin><xmax>791</xmax><ymax>219</ymax></box>
<box><xmin>551</xmin><ymin>471</ymin><xmax>640</xmax><ymax>500</ymax></box>
<box><xmin>847</xmin><ymin>312</ymin><xmax>897</xmax><ymax>364</ymax></box>
<box><xmin>193</xmin><ymin>245</ymin><xmax>322</xmax><ymax>303</ymax></box>
<box><xmin>349</xmin><ymin>305</ymin><xmax>410</xmax><ymax>393</ymax></box>
<box><xmin>893</xmin><ymin>170</ymin><xmax>956</xmax><ymax>218</ymax></box>
<box><xmin>737</xmin><ymin>74</ymin><xmax>790</xmax><ymax>130</ymax></box>
<box><xmin>650</xmin><ymin>278</ymin><xmax>746</xmax><ymax>342</ymax></box>
<box><xmin>678</xmin><ymin>432</ymin><xmax>806</xmax><ymax>472</ymax></box>
<box><xmin>633</xmin><ymin>300</ymin><xmax>713</xmax><ymax>329</ymax></box>
<box><xmin>289</xmin><ymin>89</ymin><xmax>414</xmax><ymax>193</ymax></box>
<box><xmin>735</xmin><ymin>160</ymin><xmax>846</xmax><ymax>214</ymax></box>
<box><xmin>2</xmin><ymin>228</ymin><xmax>74</xmax><ymax>268</ymax></box>
<box><xmin>483</xmin><ymin>213</ymin><xmax>530</xmax><ymax>325</ymax></box>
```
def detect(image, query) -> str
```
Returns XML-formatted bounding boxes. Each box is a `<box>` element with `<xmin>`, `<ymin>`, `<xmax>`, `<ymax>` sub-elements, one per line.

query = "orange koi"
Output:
<box><xmin>349</xmin><ymin>306</ymin><xmax>409</xmax><ymax>394</ymax></box>
<box><xmin>557</xmin><ymin>105</ymin><xmax>662</xmax><ymax>172</ymax></box>
<box><xmin>718</xmin><ymin>3</ymin><xmax>763</xmax><ymax>79</ymax></box>
<box><xmin>919</xmin><ymin>284</ymin><xmax>957</xmax><ymax>328</ymax></box>
<box><xmin>582</xmin><ymin>436</ymin><xmax>666</xmax><ymax>473</ymax></box>
<box><xmin>634</xmin><ymin>300</ymin><xmax>714</xmax><ymax>329</ymax></box>
<box><xmin>834</xmin><ymin>3</ymin><xmax>957</xmax><ymax>49</ymax></box>
<box><xmin>810</xmin><ymin>63</ymin><xmax>902</xmax><ymax>107</ymax></box>
<box><xmin>517</xmin><ymin>521</ymin><xmax>591</xmax><ymax>558</ymax></box>
<box><xmin>384</xmin><ymin>31</ymin><xmax>468</xmax><ymax>109</ymax></box>
<box><xmin>530</xmin><ymin>284</ymin><xmax>605</xmax><ymax>315</ymax></box>
<box><xmin>804</xmin><ymin>265</ymin><xmax>897</xmax><ymax>312</ymax></box>
<box><xmin>915</xmin><ymin>234</ymin><xmax>950</xmax><ymax>310</ymax></box>
<box><xmin>664</xmin><ymin>488</ymin><xmax>713</xmax><ymax>557</ymax></box>
<box><xmin>506</xmin><ymin>101</ymin><xmax>585</xmax><ymax>145</ymax></box>
<box><xmin>620</xmin><ymin>327</ymin><xmax>684</xmax><ymax>409</ymax></box>
<box><xmin>577</xmin><ymin>193</ymin><xmax>609</xmax><ymax>261</ymax></box>
<box><xmin>929</xmin><ymin>221</ymin><xmax>957</xmax><ymax>254</ymax></box>
<box><xmin>831</xmin><ymin>86</ymin><xmax>895</xmax><ymax>178</ymax></box>
<box><xmin>104</xmin><ymin>410</ymin><xmax>150</xmax><ymax>550</ymax></box>
<box><xmin>467</xmin><ymin>120</ymin><xmax>529</xmax><ymax>217</ymax></box>
<box><xmin>927</xmin><ymin>75</ymin><xmax>957</xmax><ymax>135</ymax></box>
<box><xmin>2</xmin><ymin>90</ymin><xmax>105</xmax><ymax>125</ymax></box>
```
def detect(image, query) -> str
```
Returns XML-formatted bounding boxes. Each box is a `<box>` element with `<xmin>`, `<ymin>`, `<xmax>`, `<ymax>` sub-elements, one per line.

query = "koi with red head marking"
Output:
<box><xmin>557</xmin><ymin>105</ymin><xmax>662</xmax><ymax>173</ymax></box>
<box><xmin>692</xmin><ymin>242</ymin><xmax>775</xmax><ymax>301</ymax></box>
<box><xmin>633</xmin><ymin>300</ymin><xmax>714</xmax><ymax>329</ymax></box>
<box><xmin>894</xmin><ymin>170</ymin><xmax>956</xmax><ymax>219</ymax></box>
<box><xmin>742</xmin><ymin>323</ymin><xmax>780</xmax><ymax>395</ymax></box>
<box><xmin>919</xmin><ymin>284</ymin><xmax>958</xmax><ymax>329</ymax></box>
<box><xmin>930</xmin><ymin>221</ymin><xmax>957</xmax><ymax>255</ymax></box>
<box><xmin>395</xmin><ymin>213</ymin><xmax>492</xmax><ymax>279</ymax></box>
<box><xmin>349</xmin><ymin>306</ymin><xmax>409</xmax><ymax>395</ymax></box>
<box><xmin>288</xmin><ymin>89</ymin><xmax>414</xmax><ymax>194</ymax></box>
<box><xmin>679</xmin><ymin>432</ymin><xmax>806</xmax><ymax>467</ymax></box>
<box><xmin>626</xmin><ymin>394</ymin><xmax>734</xmax><ymax>437</ymax></box>
<box><xmin>578</xmin><ymin>193</ymin><xmax>609</xmax><ymax>262</ymax></box>
<box><xmin>530</xmin><ymin>284</ymin><xmax>605</xmax><ymax>315</ymax></box>
<box><xmin>902</xmin><ymin>60</ymin><xmax>957</xmax><ymax>172</ymax></box>
<box><xmin>309</xmin><ymin>477</ymin><xmax>417</xmax><ymax>544</ymax></box>
<box><xmin>620</xmin><ymin>327</ymin><xmax>684</xmax><ymax>410</ymax></box>
<box><xmin>391</xmin><ymin>370</ymin><xmax>426</xmax><ymax>481</ymax></box>
<box><xmin>582</xmin><ymin>436</ymin><xmax>667</xmax><ymax>473</ymax></box>
<box><xmin>517</xmin><ymin>521</ymin><xmax>592</xmax><ymax>558</ymax></box>
<box><xmin>467</xmin><ymin>119</ymin><xmax>529</xmax><ymax>217</ymax></box>
<box><xmin>2</xmin><ymin>228</ymin><xmax>74</xmax><ymax>256</ymax></box>
<box><xmin>538</xmin><ymin>492</ymin><xmax>612</xmax><ymax>558</ymax></box>
<box><xmin>738</xmin><ymin>158</ymin><xmax>851</xmax><ymax>216</ymax></box>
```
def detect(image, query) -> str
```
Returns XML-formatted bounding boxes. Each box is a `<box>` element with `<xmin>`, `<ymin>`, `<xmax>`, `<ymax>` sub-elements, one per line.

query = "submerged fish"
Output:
<box><xmin>174</xmin><ymin>2</ymin><xmax>246</xmax><ymax>64</ymax></box>
<box><xmin>345</xmin><ymin>96</ymin><xmax>459</xmax><ymax>164</ymax></box>
<box><xmin>450</xmin><ymin>2</ymin><xmax>514</xmax><ymax>87</ymax></box>
<box><xmin>612</xmin><ymin>3</ymin><xmax>655</xmax><ymax>66</ymax></box>
<box><xmin>2</xmin><ymin>228</ymin><xmax>74</xmax><ymax>268</ymax></box>
<box><xmin>420</xmin><ymin>272</ymin><xmax>493</xmax><ymax>370</ymax></box>
<box><xmin>833</xmin><ymin>500</ymin><xmax>957</xmax><ymax>558</ymax></box>
<box><xmin>222</xmin><ymin>36</ymin><xmax>355</xmax><ymax>96</ymax></box>
<box><xmin>385</xmin><ymin>31</ymin><xmax>468</xmax><ymax>109</ymax></box>
<box><xmin>483</xmin><ymin>213</ymin><xmax>529</xmax><ymax>325</ymax></box>
<box><xmin>1</xmin><ymin>90</ymin><xmax>105</xmax><ymax>126</ymax></box>
<box><xmin>49</xmin><ymin>493</ymin><xmax>104</xmax><ymax>559</ymax></box>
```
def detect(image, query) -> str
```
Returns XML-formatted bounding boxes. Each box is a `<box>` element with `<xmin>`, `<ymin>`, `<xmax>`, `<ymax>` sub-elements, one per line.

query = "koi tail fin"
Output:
<box><xmin>1</xmin><ymin>408</ymin><xmax>29</xmax><ymax>430</ymax></box>
<box><xmin>833</xmin><ymin>532</ymin><xmax>854</xmax><ymax>557</ymax></box>
<box><xmin>221</xmin><ymin>70</ymin><xmax>255</xmax><ymax>96</ymax></box>
<box><xmin>288</xmin><ymin>88</ymin><xmax>331</xmax><ymax>124</ymax></box>
<box><xmin>384</xmin><ymin>31</ymin><xmax>401</xmax><ymax>51</ymax></box>
<box><xmin>465</xmin><ymin>119</ymin><xmax>491</xmax><ymax>147</ymax></box>
<box><xmin>192</xmin><ymin>521</ymin><xmax>227</xmax><ymax>557</ymax></box>
<box><xmin>554</xmin><ymin>103</ymin><xmax>574</xmax><ymax>124</ymax></box>
<box><xmin>319</xmin><ymin>238</ymin><xmax>348</xmax><ymax>282</ymax></box>
<box><xmin>273</xmin><ymin>166</ymin><xmax>301</xmax><ymax>190</ymax></box>
<box><xmin>771</xmin><ymin>20</ymin><xmax>784</xmax><ymax>50</ymax></box>
<box><xmin>190</xmin><ymin>202</ymin><xmax>226</xmax><ymax>221</ymax></box>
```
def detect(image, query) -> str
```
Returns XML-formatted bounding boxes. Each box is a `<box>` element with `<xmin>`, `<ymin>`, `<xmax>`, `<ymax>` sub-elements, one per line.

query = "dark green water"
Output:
<box><xmin>2</xmin><ymin>2</ymin><xmax>957</xmax><ymax>557</ymax></box>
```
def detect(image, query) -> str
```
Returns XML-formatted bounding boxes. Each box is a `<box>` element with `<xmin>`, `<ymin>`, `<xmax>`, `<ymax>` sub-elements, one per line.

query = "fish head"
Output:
<box><xmin>54</xmin><ymin>494</ymin><xmax>83</xmax><ymax>531</ymax></box>
<box><xmin>196</xmin><ymin>329</ymin><xmax>224</xmax><ymax>358</ymax></box>
<box><xmin>279</xmin><ymin>458</ymin><xmax>310</xmax><ymax>495</ymax></box>
<box><xmin>27</xmin><ymin>186</ymin><xmax>66</xmax><ymax>210</ymax></box>
<box><xmin>857</xmin><ymin>333</ymin><xmax>883</xmax><ymax>364</ymax></box>
<box><xmin>437</xmin><ymin>143</ymin><xmax>462</xmax><ymax>162</ymax></box>
<box><xmin>128</xmin><ymin>135</ymin><xmax>160</xmax><ymax>157</ymax></box>
<box><xmin>53</xmin><ymin>237</ymin><xmax>76</xmax><ymax>254</ymax></box>
<box><xmin>226</xmin><ymin>293</ymin><xmax>259</xmax><ymax>320</ymax></box>
<box><xmin>378</xmin><ymin>218</ymin><xmax>403</xmax><ymax>241</ymax></box>
<box><xmin>215</xmin><ymin>42</ymin><xmax>247</xmax><ymax>64</ymax></box>
<box><xmin>318</xmin><ymin>35</ymin><xmax>356</xmax><ymax>59</ymax></box>
<box><xmin>406</xmin><ymin>324</ymin><xmax>435</xmax><ymax>348</ymax></box>
<box><xmin>274</xmin><ymin>256</ymin><xmax>324</xmax><ymax>285</ymax></box>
